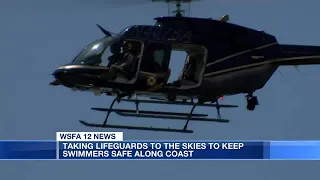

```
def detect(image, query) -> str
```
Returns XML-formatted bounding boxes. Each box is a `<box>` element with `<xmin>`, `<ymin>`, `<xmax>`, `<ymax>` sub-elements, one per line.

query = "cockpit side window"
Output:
<box><xmin>140</xmin><ymin>42</ymin><xmax>171</xmax><ymax>73</ymax></box>
<box><xmin>154</xmin><ymin>50</ymin><xmax>165</xmax><ymax>68</ymax></box>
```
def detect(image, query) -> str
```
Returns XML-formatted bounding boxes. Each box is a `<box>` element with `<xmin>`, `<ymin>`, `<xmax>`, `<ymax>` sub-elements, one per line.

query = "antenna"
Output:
<box><xmin>151</xmin><ymin>0</ymin><xmax>201</xmax><ymax>17</ymax></box>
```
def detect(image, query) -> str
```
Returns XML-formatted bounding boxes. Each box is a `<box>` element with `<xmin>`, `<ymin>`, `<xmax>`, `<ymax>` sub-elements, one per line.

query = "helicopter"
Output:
<box><xmin>50</xmin><ymin>0</ymin><xmax>320</xmax><ymax>133</ymax></box>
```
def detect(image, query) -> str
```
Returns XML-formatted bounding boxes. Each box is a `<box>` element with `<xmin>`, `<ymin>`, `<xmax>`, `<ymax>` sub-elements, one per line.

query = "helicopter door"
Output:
<box><xmin>139</xmin><ymin>41</ymin><xmax>172</xmax><ymax>88</ymax></box>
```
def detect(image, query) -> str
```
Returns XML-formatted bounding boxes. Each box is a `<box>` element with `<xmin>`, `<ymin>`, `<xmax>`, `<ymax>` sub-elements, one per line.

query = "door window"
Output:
<box><xmin>140</xmin><ymin>42</ymin><xmax>171</xmax><ymax>73</ymax></box>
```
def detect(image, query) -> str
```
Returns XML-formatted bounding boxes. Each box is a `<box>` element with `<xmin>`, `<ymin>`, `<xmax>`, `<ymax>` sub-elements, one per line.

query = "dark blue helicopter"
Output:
<box><xmin>50</xmin><ymin>0</ymin><xmax>320</xmax><ymax>133</ymax></box>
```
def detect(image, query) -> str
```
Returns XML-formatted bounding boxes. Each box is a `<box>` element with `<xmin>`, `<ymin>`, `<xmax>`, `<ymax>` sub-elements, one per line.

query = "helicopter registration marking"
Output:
<box><xmin>124</xmin><ymin>26</ymin><xmax>192</xmax><ymax>43</ymax></box>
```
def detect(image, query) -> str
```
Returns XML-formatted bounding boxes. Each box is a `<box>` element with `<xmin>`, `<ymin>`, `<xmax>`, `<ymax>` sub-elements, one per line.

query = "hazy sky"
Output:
<box><xmin>1</xmin><ymin>0</ymin><xmax>320</xmax><ymax>179</ymax></box>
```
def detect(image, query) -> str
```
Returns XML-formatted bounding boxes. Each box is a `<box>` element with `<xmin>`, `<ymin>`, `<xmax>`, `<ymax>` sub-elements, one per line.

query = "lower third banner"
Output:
<box><xmin>1</xmin><ymin>141</ymin><xmax>320</xmax><ymax>160</ymax></box>
<box><xmin>59</xmin><ymin>141</ymin><xmax>262</xmax><ymax>159</ymax></box>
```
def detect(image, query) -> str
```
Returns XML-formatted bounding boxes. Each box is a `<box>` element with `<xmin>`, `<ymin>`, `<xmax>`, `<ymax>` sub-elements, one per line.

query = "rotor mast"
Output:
<box><xmin>152</xmin><ymin>0</ymin><xmax>200</xmax><ymax>17</ymax></box>
<box><xmin>172</xmin><ymin>1</ymin><xmax>184</xmax><ymax>17</ymax></box>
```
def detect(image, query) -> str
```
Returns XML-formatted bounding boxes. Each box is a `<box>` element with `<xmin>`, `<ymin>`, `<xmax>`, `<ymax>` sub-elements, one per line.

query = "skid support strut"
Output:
<box><xmin>102</xmin><ymin>97</ymin><xmax>118</xmax><ymax>125</ymax></box>
<box><xmin>183</xmin><ymin>105</ymin><xmax>196</xmax><ymax>131</ymax></box>
<box><xmin>79</xmin><ymin>97</ymin><xmax>238</xmax><ymax>133</ymax></box>
<box><xmin>216</xmin><ymin>100</ymin><xmax>221</xmax><ymax>119</ymax></box>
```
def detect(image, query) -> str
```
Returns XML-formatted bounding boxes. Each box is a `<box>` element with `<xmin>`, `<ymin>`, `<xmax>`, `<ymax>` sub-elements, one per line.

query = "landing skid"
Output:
<box><xmin>79</xmin><ymin>120</ymin><xmax>193</xmax><ymax>133</ymax></box>
<box><xmin>79</xmin><ymin>97</ymin><xmax>238</xmax><ymax>133</ymax></box>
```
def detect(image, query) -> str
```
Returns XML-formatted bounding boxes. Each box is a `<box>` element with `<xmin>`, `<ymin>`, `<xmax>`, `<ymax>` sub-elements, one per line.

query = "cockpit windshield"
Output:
<box><xmin>68</xmin><ymin>26</ymin><xmax>145</xmax><ymax>73</ymax></box>
<box><xmin>70</xmin><ymin>36</ymin><xmax>121</xmax><ymax>66</ymax></box>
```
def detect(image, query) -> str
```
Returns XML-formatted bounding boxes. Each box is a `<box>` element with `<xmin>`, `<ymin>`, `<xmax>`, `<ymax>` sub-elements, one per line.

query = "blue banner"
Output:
<box><xmin>269</xmin><ymin>141</ymin><xmax>320</xmax><ymax>159</ymax></box>
<box><xmin>0</xmin><ymin>141</ymin><xmax>56</xmax><ymax>159</ymax></box>
<box><xmin>0</xmin><ymin>141</ymin><xmax>319</xmax><ymax>160</ymax></box>
<box><xmin>58</xmin><ymin>141</ymin><xmax>263</xmax><ymax>159</ymax></box>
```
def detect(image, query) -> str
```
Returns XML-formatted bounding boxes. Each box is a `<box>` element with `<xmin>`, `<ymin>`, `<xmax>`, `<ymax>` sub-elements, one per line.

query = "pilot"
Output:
<box><xmin>107</xmin><ymin>41</ymin><xmax>138</xmax><ymax>80</ymax></box>
<box><xmin>107</xmin><ymin>43</ymin><xmax>123</xmax><ymax>67</ymax></box>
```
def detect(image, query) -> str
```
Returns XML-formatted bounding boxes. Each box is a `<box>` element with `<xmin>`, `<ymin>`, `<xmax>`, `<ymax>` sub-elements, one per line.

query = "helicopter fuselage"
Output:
<box><xmin>51</xmin><ymin>16</ymin><xmax>320</xmax><ymax>101</ymax></box>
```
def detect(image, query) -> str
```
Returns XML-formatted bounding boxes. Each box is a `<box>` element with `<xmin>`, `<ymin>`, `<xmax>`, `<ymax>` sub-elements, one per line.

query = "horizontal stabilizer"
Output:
<box><xmin>273</xmin><ymin>44</ymin><xmax>320</xmax><ymax>66</ymax></box>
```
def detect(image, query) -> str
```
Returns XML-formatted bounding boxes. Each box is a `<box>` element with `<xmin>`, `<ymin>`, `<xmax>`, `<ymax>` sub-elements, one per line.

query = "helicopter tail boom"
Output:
<box><xmin>272</xmin><ymin>44</ymin><xmax>320</xmax><ymax>66</ymax></box>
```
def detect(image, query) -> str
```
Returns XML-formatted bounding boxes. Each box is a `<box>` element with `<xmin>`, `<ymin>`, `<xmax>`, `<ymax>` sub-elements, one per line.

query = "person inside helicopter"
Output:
<box><xmin>107</xmin><ymin>41</ymin><xmax>139</xmax><ymax>81</ymax></box>
<box><xmin>107</xmin><ymin>43</ymin><xmax>123</xmax><ymax>67</ymax></box>
<box><xmin>182</xmin><ymin>55</ymin><xmax>198</xmax><ymax>81</ymax></box>
<box><xmin>172</xmin><ymin>54</ymin><xmax>199</xmax><ymax>87</ymax></box>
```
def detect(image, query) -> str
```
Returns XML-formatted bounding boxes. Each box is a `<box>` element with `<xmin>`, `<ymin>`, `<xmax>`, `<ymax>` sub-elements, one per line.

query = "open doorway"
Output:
<box><xmin>165</xmin><ymin>43</ymin><xmax>207</xmax><ymax>89</ymax></box>
<box><xmin>137</xmin><ymin>41</ymin><xmax>207</xmax><ymax>91</ymax></box>
<box><xmin>166</xmin><ymin>50</ymin><xmax>188</xmax><ymax>84</ymax></box>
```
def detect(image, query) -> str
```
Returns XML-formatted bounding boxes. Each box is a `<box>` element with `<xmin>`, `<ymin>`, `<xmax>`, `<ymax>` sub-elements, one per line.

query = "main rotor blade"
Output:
<box><xmin>96</xmin><ymin>24</ymin><xmax>112</xmax><ymax>36</ymax></box>
<box><xmin>76</xmin><ymin>0</ymin><xmax>153</xmax><ymax>8</ymax></box>
<box><xmin>6</xmin><ymin>0</ymin><xmax>154</xmax><ymax>14</ymax></box>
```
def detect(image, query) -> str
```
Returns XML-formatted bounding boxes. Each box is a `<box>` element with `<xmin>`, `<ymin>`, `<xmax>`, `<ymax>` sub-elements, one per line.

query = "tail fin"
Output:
<box><xmin>272</xmin><ymin>44</ymin><xmax>320</xmax><ymax>66</ymax></box>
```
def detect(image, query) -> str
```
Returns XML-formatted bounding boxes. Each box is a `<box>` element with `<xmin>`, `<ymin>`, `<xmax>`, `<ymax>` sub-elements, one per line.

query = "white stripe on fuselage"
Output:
<box><xmin>204</xmin><ymin>55</ymin><xmax>320</xmax><ymax>77</ymax></box>
<box><xmin>206</xmin><ymin>42</ymin><xmax>278</xmax><ymax>67</ymax></box>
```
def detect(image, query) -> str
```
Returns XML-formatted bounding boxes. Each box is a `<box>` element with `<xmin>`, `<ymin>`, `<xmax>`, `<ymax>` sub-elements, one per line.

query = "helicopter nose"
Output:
<box><xmin>49</xmin><ymin>65</ymin><xmax>100</xmax><ymax>88</ymax></box>
<box><xmin>52</xmin><ymin>68</ymin><xmax>61</xmax><ymax>78</ymax></box>
<box><xmin>49</xmin><ymin>68</ymin><xmax>64</xmax><ymax>86</ymax></box>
